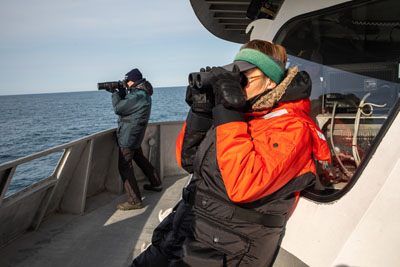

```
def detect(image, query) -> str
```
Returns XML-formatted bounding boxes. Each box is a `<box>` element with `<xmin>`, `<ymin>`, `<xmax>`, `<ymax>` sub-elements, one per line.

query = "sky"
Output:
<box><xmin>0</xmin><ymin>0</ymin><xmax>242</xmax><ymax>95</ymax></box>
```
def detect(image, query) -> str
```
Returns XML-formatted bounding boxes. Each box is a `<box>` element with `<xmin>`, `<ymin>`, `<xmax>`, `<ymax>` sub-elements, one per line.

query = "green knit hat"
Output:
<box><xmin>233</xmin><ymin>48</ymin><xmax>285</xmax><ymax>84</ymax></box>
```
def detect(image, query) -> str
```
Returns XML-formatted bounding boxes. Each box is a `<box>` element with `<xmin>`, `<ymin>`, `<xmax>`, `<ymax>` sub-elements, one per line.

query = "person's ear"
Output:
<box><xmin>266</xmin><ymin>79</ymin><xmax>276</xmax><ymax>89</ymax></box>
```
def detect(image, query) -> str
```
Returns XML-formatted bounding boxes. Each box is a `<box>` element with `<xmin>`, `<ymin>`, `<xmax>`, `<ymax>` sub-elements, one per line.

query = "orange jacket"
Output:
<box><xmin>177</xmin><ymin>98</ymin><xmax>330</xmax><ymax>203</ymax></box>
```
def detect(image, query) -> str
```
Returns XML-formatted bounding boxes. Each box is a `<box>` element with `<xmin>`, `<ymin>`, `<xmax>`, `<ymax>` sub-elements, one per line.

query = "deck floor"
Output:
<box><xmin>0</xmin><ymin>173</ymin><xmax>307</xmax><ymax>267</ymax></box>
<box><xmin>0</xmin><ymin>174</ymin><xmax>189</xmax><ymax>267</ymax></box>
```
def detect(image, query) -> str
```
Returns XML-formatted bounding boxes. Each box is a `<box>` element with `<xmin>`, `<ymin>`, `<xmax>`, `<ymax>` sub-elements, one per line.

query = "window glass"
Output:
<box><xmin>275</xmin><ymin>0</ymin><xmax>400</xmax><ymax>200</ymax></box>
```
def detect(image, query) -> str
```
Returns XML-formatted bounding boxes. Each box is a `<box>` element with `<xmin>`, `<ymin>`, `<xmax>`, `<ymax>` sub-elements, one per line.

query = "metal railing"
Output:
<box><xmin>0</xmin><ymin>121</ymin><xmax>185</xmax><ymax>247</ymax></box>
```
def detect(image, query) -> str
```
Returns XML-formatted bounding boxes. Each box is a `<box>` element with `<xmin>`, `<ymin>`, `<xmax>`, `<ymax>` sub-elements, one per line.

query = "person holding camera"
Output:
<box><xmin>130</xmin><ymin>40</ymin><xmax>331</xmax><ymax>266</ymax></box>
<box><xmin>111</xmin><ymin>68</ymin><xmax>162</xmax><ymax>211</ymax></box>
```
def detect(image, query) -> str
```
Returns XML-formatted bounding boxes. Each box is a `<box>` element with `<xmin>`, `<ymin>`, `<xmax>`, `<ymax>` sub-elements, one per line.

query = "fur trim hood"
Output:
<box><xmin>250</xmin><ymin>66</ymin><xmax>312</xmax><ymax>110</ymax></box>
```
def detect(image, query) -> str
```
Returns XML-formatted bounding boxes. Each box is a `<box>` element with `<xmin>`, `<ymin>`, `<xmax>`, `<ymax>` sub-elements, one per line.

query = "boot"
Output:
<box><xmin>117</xmin><ymin>202</ymin><xmax>143</xmax><ymax>210</ymax></box>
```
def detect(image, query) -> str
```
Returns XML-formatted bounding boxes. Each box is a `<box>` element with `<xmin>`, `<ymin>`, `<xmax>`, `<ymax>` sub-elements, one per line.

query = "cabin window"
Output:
<box><xmin>274</xmin><ymin>0</ymin><xmax>400</xmax><ymax>201</ymax></box>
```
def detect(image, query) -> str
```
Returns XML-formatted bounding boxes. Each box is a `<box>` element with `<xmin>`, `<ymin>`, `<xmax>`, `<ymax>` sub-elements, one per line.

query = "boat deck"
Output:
<box><xmin>0</xmin><ymin>173</ymin><xmax>307</xmax><ymax>267</ymax></box>
<box><xmin>0</xmin><ymin>174</ymin><xmax>188</xmax><ymax>267</ymax></box>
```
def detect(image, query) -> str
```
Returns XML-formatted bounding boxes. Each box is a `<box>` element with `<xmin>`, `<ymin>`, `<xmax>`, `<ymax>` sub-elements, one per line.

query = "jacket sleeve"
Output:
<box><xmin>112</xmin><ymin>91</ymin><xmax>141</xmax><ymax>115</ymax></box>
<box><xmin>176</xmin><ymin>109</ymin><xmax>212</xmax><ymax>173</ymax></box>
<box><xmin>213</xmin><ymin>105</ymin><xmax>313</xmax><ymax>203</ymax></box>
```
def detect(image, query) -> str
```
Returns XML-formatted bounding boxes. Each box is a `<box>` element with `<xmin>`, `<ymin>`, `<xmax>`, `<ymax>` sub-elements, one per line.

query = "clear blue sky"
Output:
<box><xmin>0</xmin><ymin>0</ymin><xmax>242</xmax><ymax>95</ymax></box>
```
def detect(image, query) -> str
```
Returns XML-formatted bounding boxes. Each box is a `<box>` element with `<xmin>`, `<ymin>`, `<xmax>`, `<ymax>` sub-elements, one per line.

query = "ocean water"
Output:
<box><xmin>0</xmin><ymin>87</ymin><xmax>189</xmax><ymax>195</ymax></box>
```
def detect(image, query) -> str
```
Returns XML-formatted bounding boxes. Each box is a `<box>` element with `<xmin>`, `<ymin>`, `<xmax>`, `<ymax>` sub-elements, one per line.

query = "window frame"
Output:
<box><xmin>272</xmin><ymin>0</ymin><xmax>400</xmax><ymax>202</ymax></box>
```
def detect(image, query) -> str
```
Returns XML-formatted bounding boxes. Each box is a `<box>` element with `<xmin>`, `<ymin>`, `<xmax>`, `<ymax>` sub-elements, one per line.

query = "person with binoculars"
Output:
<box><xmin>130</xmin><ymin>40</ymin><xmax>331</xmax><ymax>266</ymax></box>
<box><xmin>110</xmin><ymin>68</ymin><xmax>162</xmax><ymax>211</ymax></box>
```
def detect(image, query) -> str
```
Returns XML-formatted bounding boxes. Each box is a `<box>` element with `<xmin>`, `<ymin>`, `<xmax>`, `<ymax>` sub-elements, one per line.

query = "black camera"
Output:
<box><xmin>97</xmin><ymin>80</ymin><xmax>127</xmax><ymax>92</ymax></box>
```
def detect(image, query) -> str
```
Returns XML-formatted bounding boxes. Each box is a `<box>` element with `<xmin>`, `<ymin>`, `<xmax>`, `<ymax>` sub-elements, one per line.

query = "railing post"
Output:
<box><xmin>60</xmin><ymin>140</ymin><xmax>93</xmax><ymax>214</ymax></box>
<box><xmin>0</xmin><ymin>167</ymin><xmax>16</xmax><ymax>206</ymax></box>
<box><xmin>31</xmin><ymin>149</ymin><xmax>71</xmax><ymax>230</ymax></box>
<box><xmin>159</xmin><ymin>124</ymin><xmax>165</xmax><ymax>179</ymax></box>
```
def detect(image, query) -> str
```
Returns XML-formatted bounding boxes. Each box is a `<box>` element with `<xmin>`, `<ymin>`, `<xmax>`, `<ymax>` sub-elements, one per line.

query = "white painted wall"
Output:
<box><xmin>282</xmin><ymin>111</ymin><xmax>400</xmax><ymax>266</ymax></box>
<box><xmin>246</xmin><ymin>0</ymin><xmax>351</xmax><ymax>42</ymax></box>
<box><xmin>332</xmin><ymin>159</ymin><xmax>400</xmax><ymax>266</ymax></box>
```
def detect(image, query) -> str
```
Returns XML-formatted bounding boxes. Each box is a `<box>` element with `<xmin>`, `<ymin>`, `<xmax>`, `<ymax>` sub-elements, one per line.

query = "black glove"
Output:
<box><xmin>209</xmin><ymin>65</ymin><xmax>246</xmax><ymax>109</ymax></box>
<box><xmin>184</xmin><ymin>66</ymin><xmax>214</xmax><ymax>133</ymax></box>
<box><xmin>185</xmin><ymin>66</ymin><xmax>214</xmax><ymax>114</ymax></box>
<box><xmin>185</xmin><ymin>85</ymin><xmax>193</xmax><ymax>107</ymax></box>
<box><xmin>117</xmin><ymin>87</ymin><xmax>126</xmax><ymax>99</ymax></box>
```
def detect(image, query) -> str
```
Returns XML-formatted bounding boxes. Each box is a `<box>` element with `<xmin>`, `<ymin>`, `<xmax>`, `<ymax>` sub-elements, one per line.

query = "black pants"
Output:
<box><xmin>118</xmin><ymin>147</ymin><xmax>161</xmax><ymax>204</ymax></box>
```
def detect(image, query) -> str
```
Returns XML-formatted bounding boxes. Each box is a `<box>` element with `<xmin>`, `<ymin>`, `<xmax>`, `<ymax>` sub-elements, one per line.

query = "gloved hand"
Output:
<box><xmin>117</xmin><ymin>87</ymin><xmax>126</xmax><ymax>99</ymax></box>
<box><xmin>184</xmin><ymin>67</ymin><xmax>214</xmax><ymax>133</ymax></box>
<box><xmin>209</xmin><ymin>65</ymin><xmax>246</xmax><ymax>109</ymax></box>
<box><xmin>185</xmin><ymin>66</ymin><xmax>214</xmax><ymax>115</ymax></box>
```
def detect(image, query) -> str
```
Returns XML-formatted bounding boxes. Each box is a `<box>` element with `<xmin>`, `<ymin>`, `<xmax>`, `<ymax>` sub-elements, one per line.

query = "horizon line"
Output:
<box><xmin>0</xmin><ymin>85</ymin><xmax>186</xmax><ymax>97</ymax></box>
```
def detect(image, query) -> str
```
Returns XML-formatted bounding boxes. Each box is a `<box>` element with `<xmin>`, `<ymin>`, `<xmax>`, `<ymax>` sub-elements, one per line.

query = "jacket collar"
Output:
<box><xmin>132</xmin><ymin>79</ymin><xmax>154</xmax><ymax>96</ymax></box>
<box><xmin>248</xmin><ymin>66</ymin><xmax>311</xmax><ymax>111</ymax></box>
<box><xmin>244</xmin><ymin>66</ymin><xmax>312</xmax><ymax>119</ymax></box>
<box><xmin>245</xmin><ymin>98</ymin><xmax>311</xmax><ymax>119</ymax></box>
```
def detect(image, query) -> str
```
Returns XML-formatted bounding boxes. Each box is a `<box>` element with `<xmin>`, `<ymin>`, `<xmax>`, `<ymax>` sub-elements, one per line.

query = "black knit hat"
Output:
<box><xmin>125</xmin><ymin>68</ymin><xmax>143</xmax><ymax>83</ymax></box>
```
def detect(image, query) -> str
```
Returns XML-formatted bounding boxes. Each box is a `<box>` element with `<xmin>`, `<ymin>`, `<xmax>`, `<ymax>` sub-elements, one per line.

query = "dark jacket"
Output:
<box><xmin>112</xmin><ymin>80</ymin><xmax>153</xmax><ymax>149</ymax></box>
<box><xmin>133</xmin><ymin>68</ymin><xmax>330</xmax><ymax>267</ymax></box>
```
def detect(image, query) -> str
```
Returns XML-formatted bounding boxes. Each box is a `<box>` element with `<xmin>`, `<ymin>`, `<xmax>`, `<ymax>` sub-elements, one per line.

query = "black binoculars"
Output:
<box><xmin>188</xmin><ymin>72</ymin><xmax>213</xmax><ymax>89</ymax></box>
<box><xmin>188</xmin><ymin>72</ymin><xmax>248</xmax><ymax>89</ymax></box>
